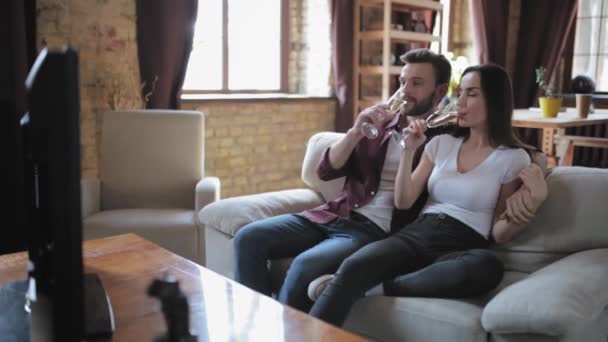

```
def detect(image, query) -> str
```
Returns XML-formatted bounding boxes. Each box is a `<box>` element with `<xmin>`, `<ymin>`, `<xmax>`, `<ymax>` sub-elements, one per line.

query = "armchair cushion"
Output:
<box><xmin>482</xmin><ymin>248</ymin><xmax>608</xmax><ymax>335</ymax></box>
<box><xmin>100</xmin><ymin>110</ymin><xmax>204</xmax><ymax>210</ymax></box>
<box><xmin>84</xmin><ymin>208</ymin><xmax>200</xmax><ymax>262</ymax></box>
<box><xmin>198</xmin><ymin>189</ymin><xmax>324</xmax><ymax>237</ymax></box>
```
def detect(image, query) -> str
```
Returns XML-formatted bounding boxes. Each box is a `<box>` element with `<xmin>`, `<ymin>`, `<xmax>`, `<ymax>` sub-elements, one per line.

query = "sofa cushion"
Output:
<box><xmin>301</xmin><ymin>132</ymin><xmax>345</xmax><ymax>202</ymax></box>
<box><xmin>482</xmin><ymin>248</ymin><xmax>608</xmax><ymax>336</ymax></box>
<box><xmin>503</xmin><ymin>167</ymin><xmax>608</xmax><ymax>256</ymax></box>
<box><xmin>345</xmin><ymin>296</ymin><xmax>487</xmax><ymax>342</ymax></box>
<box><xmin>84</xmin><ymin>208</ymin><xmax>199</xmax><ymax>262</ymax></box>
<box><xmin>199</xmin><ymin>189</ymin><xmax>324</xmax><ymax>237</ymax></box>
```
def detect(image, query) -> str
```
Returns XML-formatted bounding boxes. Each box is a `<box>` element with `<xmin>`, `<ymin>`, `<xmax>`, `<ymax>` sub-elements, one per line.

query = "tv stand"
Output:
<box><xmin>0</xmin><ymin>273</ymin><xmax>114</xmax><ymax>340</ymax></box>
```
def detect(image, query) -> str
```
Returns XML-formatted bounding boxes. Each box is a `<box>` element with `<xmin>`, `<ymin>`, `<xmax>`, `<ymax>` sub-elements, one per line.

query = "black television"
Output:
<box><xmin>0</xmin><ymin>47</ymin><xmax>114</xmax><ymax>341</ymax></box>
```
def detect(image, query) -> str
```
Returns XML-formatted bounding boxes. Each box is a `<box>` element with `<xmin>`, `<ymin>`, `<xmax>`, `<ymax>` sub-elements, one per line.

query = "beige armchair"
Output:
<box><xmin>81</xmin><ymin>110</ymin><xmax>220</xmax><ymax>265</ymax></box>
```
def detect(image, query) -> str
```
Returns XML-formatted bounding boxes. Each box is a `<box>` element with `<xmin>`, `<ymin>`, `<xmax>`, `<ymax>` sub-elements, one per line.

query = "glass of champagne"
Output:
<box><xmin>398</xmin><ymin>100</ymin><xmax>460</xmax><ymax>148</ymax></box>
<box><xmin>361</xmin><ymin>89</ymin><xmax>407</xmax><ymax>139</ymax></box>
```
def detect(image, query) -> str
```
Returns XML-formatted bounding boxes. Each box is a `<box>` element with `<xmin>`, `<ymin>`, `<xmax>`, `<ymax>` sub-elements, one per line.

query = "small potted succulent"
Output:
<box><xmin>535</xmin><ymin>66</ymin><xmax>561</xmax><ymax>118</ymax></box>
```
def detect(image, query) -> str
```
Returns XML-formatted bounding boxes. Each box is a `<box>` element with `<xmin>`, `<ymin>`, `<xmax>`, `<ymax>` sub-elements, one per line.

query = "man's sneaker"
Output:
<box><xmin>307</xmin><ymin>274</ymin><xmax>334</xmax><ymax>301</ymax></box>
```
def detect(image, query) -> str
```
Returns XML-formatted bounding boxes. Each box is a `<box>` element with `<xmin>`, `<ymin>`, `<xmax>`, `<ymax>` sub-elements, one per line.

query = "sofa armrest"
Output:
<box><xmin>81</xmin><ymin>178</ymin><xmax>100</xmax><ymax>219</ymax></box>
<box><xmin>481</xmin><ymin>248</ymin><xmax>608</xmax><ymax>336</ymax></box>
<box><xmin>198</xmin><ymin>188</ymin><xmax>325</xmax><ymax>237</ymax></box>
<box><xmin>195</xmin><ymin>177</ymin><xmax>221</xmax><ymax>213</ymax></box>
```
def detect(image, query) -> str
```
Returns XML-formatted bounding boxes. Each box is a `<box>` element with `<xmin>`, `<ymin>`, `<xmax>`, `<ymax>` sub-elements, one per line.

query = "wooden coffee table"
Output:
<box><xmin>0</xmin><ymin>234</ymin><xmax>365</xmax><ymax>341</ymax></box>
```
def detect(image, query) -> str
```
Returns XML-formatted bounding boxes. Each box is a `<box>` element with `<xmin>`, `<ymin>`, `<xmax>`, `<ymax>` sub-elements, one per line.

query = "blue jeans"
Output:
<box><xmin>233</xmin><ymin>213</ymin><xmax>387</xmax><ymax>312</ymax></box>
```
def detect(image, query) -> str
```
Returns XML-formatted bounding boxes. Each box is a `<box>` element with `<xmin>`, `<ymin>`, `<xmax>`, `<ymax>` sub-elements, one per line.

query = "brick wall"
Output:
<box><xmin>37</xmin><ymin>0</ymin><xmax>143</xmax><ymax>179</ymax></box>
<box><xmin>182</xmin><ymin>98</ymin><xmax>335</xmax><ymax>198</ymax></box>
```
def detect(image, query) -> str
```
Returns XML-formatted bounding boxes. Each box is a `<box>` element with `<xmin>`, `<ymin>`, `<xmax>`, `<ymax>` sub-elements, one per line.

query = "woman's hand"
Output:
<box><xmin>401</xmin><ymin>119</ymin><xmax>427</xmax><ymax>151</ymax></box>
<box><xmin>499</xmin><ymin>163</ymin><xmax>548</xmax><ymax>225</ymax></box>
<box><xmin>519</xmin><ymin>163</ymin><xmax>548</xmax><ymax>206</ymax></box>
<box><xmin>503</xmin><ymin>188</ymin><xmax>535</xmax><ymax>225</ymax></box>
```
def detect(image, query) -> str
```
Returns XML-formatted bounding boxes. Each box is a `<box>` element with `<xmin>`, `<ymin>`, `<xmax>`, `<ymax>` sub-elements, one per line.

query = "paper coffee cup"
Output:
<box><xmin>576</xmin><ymin>94</ymin><xmax>592</xmax><ymax>119</ymax></box>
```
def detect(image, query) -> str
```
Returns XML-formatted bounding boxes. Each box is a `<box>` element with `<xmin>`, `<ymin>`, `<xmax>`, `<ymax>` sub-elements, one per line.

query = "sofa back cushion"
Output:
<box><xmin>301</xmin><ymin>132</ymin><xmax>346</xmax><ymax>202</ymax></box>
<box><xmin>100</xmin><ymin>110</ymin><xmax>204</xmax><ymax>210</ymax></box>
<box><xmin>497</xmin><ymin>166</ymin><xmax>608</xmax><ymax>272</ymax></box>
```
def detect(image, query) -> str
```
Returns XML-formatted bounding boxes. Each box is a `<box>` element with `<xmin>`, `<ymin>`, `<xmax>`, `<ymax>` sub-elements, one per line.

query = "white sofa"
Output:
<box><xmin>199</xmin><ymin>132</ymin><xmax>608</xmax><ymax>342</ymax></box>
<box><xmin>81</xmin><ymin>110</ymin><xmax>220</xmax><ymax>265</ymax></box>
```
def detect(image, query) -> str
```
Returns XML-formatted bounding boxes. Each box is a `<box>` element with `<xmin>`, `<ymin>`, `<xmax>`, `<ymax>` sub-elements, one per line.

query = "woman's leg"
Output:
<box><xmin>383</xmin><ymin>249</ymin><xmax>504</xmax><ymax>298</ymax></box>
<box><xmin>309</xmin><ymin>232</ymin><xmax>431</xmax><ymax>326</ymax></box>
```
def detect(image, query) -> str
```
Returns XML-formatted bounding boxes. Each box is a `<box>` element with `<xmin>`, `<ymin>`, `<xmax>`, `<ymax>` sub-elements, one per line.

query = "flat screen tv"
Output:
<box><xmin>0</xmin><ymin>47</ymin><xmax>113</xmax><ymax>341</ymax></box>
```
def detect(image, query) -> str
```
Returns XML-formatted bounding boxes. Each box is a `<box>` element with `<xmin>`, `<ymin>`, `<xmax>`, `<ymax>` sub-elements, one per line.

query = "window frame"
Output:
<box><xmin>182</xmin><ymin>0</ymin><xmax>289</xmax><ymax>94</ymax></box>
<box><xmin>571</xmin><ymin>0</ymin><xmax>608</xmax><ymax>93</ymax></box>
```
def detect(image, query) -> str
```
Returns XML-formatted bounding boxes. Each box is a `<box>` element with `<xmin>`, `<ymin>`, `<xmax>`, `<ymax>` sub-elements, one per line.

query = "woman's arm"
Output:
<box><xmin>492</xmin><ymin>179</ymin><xmax>526</xmax><ymax>243</ymax></box>
<box><xmin>500</xmin><ymin>163</ymin><xmax>549</xmax><ymax>225</ymax></box>
<box><xmin>394</xmin><ymin>151</ymin><xmax>434</xmax><ymax>209</ymax></box>
<box><xmin>394</xmin><ymin>119</ymin><xmax>434</xmax><ymax>210</ymax></box>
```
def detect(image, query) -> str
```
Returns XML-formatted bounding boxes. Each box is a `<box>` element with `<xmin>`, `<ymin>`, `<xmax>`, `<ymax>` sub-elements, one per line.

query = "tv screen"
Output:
<box><xmin>0</xmin><ymin>46</ymin><xmax>113</xmax><ymax>341</ymax></box>
<box><xmin>23</xmin><ymin>46</ymin><xmax>85</xmax><ymax>341</ymax></box>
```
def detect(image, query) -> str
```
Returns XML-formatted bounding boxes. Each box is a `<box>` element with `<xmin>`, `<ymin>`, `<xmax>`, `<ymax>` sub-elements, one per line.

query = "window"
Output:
<box><xmin>572</xmin><ymin>0</ymin><xmax>608</xmax><ymax>91</ymax></box>
<box><xmin>183</xmin><ymin>0</ymin><xmax>288</xmax><ymax>93</ymax></box>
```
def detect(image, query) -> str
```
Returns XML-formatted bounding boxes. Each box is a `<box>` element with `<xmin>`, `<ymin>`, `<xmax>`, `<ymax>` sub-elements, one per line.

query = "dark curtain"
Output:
<box><xmin>136</xmin><ymin>0</ymin><xmax>198</xmax><ymax>109</ymax></box>
<box><xmin>469</xmin><ymin>0</ymin><xmax>509</xmax><ymax>66</ymax></box>
<box><xmin>330</xmin><ymin>0</ymin><xmax>354</xmax><ymax>132</ymax></box>
<box><xmin>0</xmin><ymin>0</ymin><xmax>36</xmax><ymax>254</ymax></box>
<box><xmin>512</xmin><ymin>0</ymin><xmax>577</xmax><ymax>155</ymax></box>
<box><xmin>512</xmin><ymin>0</ymin><xmax>578</xmax><ymax>108</ymax></box>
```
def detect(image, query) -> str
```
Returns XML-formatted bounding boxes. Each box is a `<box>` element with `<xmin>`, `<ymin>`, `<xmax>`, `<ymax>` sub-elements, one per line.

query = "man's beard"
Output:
<box><xmin>405</xmin><ymin>91</ymin><xmax>436</xmax><ymax>117</ymax></box>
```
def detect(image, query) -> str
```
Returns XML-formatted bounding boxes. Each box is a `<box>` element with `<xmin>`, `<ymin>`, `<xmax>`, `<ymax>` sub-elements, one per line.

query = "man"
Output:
<box><xmin>234</xmin><ymin>49</ymin><xmax>546</xmax><ymax>313</ymax></box>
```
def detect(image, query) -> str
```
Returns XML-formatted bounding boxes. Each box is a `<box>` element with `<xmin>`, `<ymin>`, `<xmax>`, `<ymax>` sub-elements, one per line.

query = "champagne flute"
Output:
<box><xmin>361</xmin><ymin>89</ymin><xmax>408</xmax><ymax>139</ymax></box>
<box><xmin>398</xmin><ymin>100</ymin><xmax>460</xmax><ymax>148</ymax></box>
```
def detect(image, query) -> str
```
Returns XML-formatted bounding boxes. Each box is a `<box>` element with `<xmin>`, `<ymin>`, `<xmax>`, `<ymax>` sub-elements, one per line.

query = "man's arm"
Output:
<box><xmin>500</xmin><ymin>153</ymin><xmax>549</xmax><ymax>225</ymax></box>
<box><xmin>327</xmin><ymin>128</ymin><xmax>364</xmax><ymax>170</ymax></box>
<box><xmin>494</xmin><ymin>160</ymin><xmax>549</xmax><ymax>243</ymax></box>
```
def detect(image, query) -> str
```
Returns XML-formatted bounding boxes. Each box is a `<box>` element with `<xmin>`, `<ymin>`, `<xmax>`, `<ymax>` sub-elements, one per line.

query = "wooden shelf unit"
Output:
<box><xmin>353</xmin><ymin>0</ymin><xmax>443</xmax><ymax>118</ymax></box>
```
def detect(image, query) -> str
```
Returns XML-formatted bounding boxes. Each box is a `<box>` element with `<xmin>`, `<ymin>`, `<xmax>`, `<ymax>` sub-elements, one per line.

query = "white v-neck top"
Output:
<box><xmin>421</xmin><ymin>134</ymin><xmax>530</xmax><ymax>238</ymax></box>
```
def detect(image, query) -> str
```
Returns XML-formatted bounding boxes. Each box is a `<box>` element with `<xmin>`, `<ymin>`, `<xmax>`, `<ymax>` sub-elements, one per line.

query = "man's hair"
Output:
<box><xmin>400</xmin><ymin>49</ymin><xmax>451</xmax><ymax>86</ymax></box>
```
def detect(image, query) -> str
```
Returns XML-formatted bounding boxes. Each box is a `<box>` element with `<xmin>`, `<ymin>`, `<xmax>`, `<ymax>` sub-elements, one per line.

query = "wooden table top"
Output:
<box><xmin>513</xmin><ymin>108</ymin><xmax>608</xmax><ymax>129</ymax></box>
<box><xmin>0</xmin><ymin>234</ymin><xmax>366</xmax><ymax>342</ymax></box>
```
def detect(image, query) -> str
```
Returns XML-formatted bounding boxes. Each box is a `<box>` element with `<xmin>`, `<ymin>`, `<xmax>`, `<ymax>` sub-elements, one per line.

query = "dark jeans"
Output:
<box><xmin>233</xmin><ymin>212</ymin><xmax>387</xmax><ymax>312</ymax></box>
<box><xmin>383</xmin><ymin>248</ymin><xmax>503</xmax><ymax>298</ymax></box>
<box><xmin>309</xmin><ymin>213</ymin><xmax>492</xmax><ymax>326</ymax></box>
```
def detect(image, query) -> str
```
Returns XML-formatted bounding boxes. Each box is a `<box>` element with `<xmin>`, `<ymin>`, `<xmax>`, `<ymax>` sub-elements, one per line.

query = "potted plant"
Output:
<box><xmin>535</xmin><ymin>66</ymin><xmax>561</xmax><ymax>118</ymax></box>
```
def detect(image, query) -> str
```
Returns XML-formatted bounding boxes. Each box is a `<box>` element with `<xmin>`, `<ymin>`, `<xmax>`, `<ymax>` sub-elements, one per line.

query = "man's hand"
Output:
<box><xmin>519</xmin><ymin>163</ymin><xmax>549</xmax><ymax>205</ymax></box>
<box><xmin>353</xmin><ymin>105</ymin><xmax>394</xmax><ymax>132</ymax></box>
<box><xmin>502</xmin><ymin>188</ymin><xmax>535</xmax><ymax>225</ymax></box>
<box><xmin>500</xmin><ymin>163</ymin><xmax>548</xmax><ymax>225</ymax></box>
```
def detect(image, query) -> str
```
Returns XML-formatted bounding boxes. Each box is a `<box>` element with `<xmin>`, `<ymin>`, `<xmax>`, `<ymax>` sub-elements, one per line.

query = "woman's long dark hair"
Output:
<box><xmin>452</xmin><ymin>64</ymin><xmax>531</xmax><ymax>151</ymax></box>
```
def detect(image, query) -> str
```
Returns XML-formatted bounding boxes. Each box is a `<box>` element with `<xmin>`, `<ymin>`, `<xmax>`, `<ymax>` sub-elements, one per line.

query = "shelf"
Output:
<box><xmin>359</xmin><ymin>30</ymin><xmax>440</xmax><ymax>43</ymax></box>
<box><xmin>359</xmin><ymin>66</ymin><xmax>403</xmax><ymax>75</ymax></box>
<box><xmin>360</xmin><ymin>0</ymin><xmax>443</xmax><ymax>12</ymax></box>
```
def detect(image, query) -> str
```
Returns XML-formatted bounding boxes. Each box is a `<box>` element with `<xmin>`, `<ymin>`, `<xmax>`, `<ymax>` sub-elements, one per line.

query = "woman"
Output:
<box><xmin>308</xmin><ymin>64</ymin><xmax>537</xmax><ymax>326</ymax></box>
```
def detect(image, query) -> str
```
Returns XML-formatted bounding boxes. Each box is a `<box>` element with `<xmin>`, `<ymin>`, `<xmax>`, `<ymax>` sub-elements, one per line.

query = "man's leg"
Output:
<box><xmin>233</xmin><ymin>214</ymin><xmax>324</xmax><ymax>296</ymax></box>
<box><xmin>383</xmin><ymin>249</ymin><xmax>504</xmax><ymax>298</ymax></box>
<box><xmin>278</xmin><ymin>215</ymin><xmax>387</xmax><ymax>312</ymax></box>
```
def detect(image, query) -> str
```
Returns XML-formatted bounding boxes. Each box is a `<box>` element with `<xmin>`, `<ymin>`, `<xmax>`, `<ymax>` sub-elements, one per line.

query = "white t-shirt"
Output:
<box><xmin>421</xmin><ymin>134</ymin><xmax>531</xmax><ymax>239</ymax></box>
<box><xmin>353</xmin><ymin>132</ymin><xmax>403</xmax><ymax>232</ymax></box>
